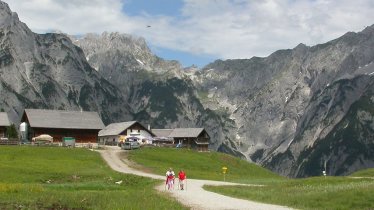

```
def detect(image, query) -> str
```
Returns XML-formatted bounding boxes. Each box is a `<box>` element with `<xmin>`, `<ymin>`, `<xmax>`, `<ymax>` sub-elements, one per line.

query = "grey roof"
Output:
<box><xmin>24</xmin><ymin>109</ymin><xmax>104</xmax><ymax>130</ymax></box>
<box><xmin>98</xmin><ymin>121</ymin><xmax>137</xmax><ymax>137</ymax></box>
<box><xmin>0</xmin><ymin>112</ymin><xmax>11</xmax><ymax>127</ymax></box>
<box><xmin>168</xmin><ymin>128</ymin><xmax>205</xmax><ymax>138</ymax></box>
<box><xmin>194</xmin><ymin>140</ymin><xmax>209</xmax><ymax>145</ymax></box>
<box><xmin>151</xmin><ymin>129</ymin><xmax>174</xmax><ymax>137</ymax></box>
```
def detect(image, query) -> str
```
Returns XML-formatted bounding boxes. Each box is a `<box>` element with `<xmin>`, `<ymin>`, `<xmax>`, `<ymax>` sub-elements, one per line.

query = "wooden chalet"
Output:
<box><xmin>153</xmin><ymin>128</ymin><xmax>210</xmax><ymax>151</ymax></box>
<box><xmin>0</xmin><ymin>112</ymin><xmax>11</xmax><ymax>138</ymax></box>
<box><xmin>151</xmin><ymin>129</ymin><xmax>175</xmax><ymax>145</ymax></box>
<box><xmin>20</xmin><ymin>109</ymin><xmax>104</xmax><ymax>143</ymax></box>
<box><xmin>98</xmin><ymin>121</ymin><xmax>155</xmax><ymax>145</ymax></box>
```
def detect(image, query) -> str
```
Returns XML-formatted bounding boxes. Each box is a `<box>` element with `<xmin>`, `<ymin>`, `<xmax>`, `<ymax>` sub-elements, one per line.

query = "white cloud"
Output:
<box><xmin>4</xmin><ymin>0</ymin><xmax>374</xmax><ymax>61</ymax></box>
<box><xmin>5</xmin><ymin>0</ymin><xmax>141</xmax><ymax>33</ymax></box>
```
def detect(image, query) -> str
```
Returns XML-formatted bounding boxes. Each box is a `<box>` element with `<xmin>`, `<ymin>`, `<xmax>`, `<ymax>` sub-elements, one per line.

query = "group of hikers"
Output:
<box><xmin>165</xmin><ymin>168</ymin><xmax>186</xmax><ymax>190</ymax></box>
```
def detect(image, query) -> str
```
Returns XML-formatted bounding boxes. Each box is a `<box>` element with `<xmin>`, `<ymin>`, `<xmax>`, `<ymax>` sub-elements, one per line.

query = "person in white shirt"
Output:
<box><xmin>165</xmin><ymin>168</ymin><xmax>175</xmax><ymax>190</ymax></box>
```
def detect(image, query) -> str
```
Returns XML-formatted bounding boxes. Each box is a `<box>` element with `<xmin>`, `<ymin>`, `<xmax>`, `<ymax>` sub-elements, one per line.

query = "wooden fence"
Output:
<box><xmin>0</xmin><ymin>139</ymin><xmax>20</xmax><ymax>145</ymax></box>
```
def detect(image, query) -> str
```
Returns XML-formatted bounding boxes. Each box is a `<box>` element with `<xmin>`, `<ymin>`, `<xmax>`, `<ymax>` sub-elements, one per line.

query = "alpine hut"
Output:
<box><xmin>98</xmin><ymin>121</ymin><xmax>155</xmax><ymax>145</ymax></box>
<box><xmin>20</xmin><ymin>109</ymin><xmax>104</xmax><ymax>143</ymax></box>
<box><xmin>153</xmin><ymin>128</ymin><xmax>210</xmax><ymax>151</ymax></box>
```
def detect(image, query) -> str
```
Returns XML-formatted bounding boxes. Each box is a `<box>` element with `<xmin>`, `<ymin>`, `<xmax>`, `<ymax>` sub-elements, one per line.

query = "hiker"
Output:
<box><xmin>178</xmin><ymin>169</ymin><xmax>186</xmax><ymax>190</ymax></box>
<box><xmin>166</xmin><ymin>168</ymin><xmax>175</xmax><ymax>190</ymax></box>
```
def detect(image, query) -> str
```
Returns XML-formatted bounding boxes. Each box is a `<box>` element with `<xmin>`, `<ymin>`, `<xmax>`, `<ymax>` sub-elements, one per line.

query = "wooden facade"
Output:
<box><xmin>173</xmin><ymin>135</ymin><xmax>210</xmax><ymax>151</ymax></box>
<box><xmin>29</xmin><ymin>127</ymin><xmax>99</xmax><ymax>143</ymax></box>
<box><xmin>0</xmin><ymin>126</ymin><xmax>6</xmax><ymax>138</ymax></box>
<box><xmin>0</xmin><ymin>112</ymin><xmax>11</xmax><ymax>138</ymax></box>
<box><xmin>155</xmin><ymin>128</ymin><xmax>211</xmax><ymax>152</ymax></box>
<box><xmin>21</xmin><ymin>109</ymin><xmax>104</xmax><ymax>143</ymax></box>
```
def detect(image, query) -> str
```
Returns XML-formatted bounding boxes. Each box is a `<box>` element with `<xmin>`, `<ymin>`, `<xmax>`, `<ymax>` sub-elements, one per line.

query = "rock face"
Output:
<box><xmin>0</xmin><ymin>1</ymin><xmax>131</xmax><ymax>124</ymax></box>
<box><xmin>194</xmin><ymin>27</ymin><xmax>374</xmax><ymax>177</ymax></box>
<box><xmin>0</xmin><ymin>0</ymin><xmax>373</xmax><ymax>177</ymax></box>
<box><xmin>73</xmin><ymin>32</ymin><xmax>232</xmax><ymax>150</ymax></box>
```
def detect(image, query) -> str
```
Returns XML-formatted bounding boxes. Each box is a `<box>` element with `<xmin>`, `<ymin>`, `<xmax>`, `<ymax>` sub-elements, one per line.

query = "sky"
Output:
<box><xmin>4</xmin><ymin>0</ymin><xmax>374</xmax><ymax>68</ymax></box>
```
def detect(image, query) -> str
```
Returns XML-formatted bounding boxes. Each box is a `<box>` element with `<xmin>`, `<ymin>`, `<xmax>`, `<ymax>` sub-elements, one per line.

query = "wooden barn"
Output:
<box><xmin>153</xmin><ymin>128</ymin><xmax>210</xmax><ymax>151</ymax></box>
<box><xmin>20</xmin><ymin>109</ymin><xmax>104</xmax><ymax>143</ymax></box>
<box><xmin>0</xmin><ymin>112</ymin><xmax>11</xmax><ymax>138</ymax></box>
<box><xmin>98</xmin><ymin>121</ymin><xmax>155</xmax><ymax>145</ymax></box>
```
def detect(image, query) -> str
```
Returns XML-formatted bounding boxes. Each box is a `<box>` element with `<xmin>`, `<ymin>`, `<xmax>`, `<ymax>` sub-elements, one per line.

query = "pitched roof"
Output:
<box><xmin>0</xmin><ymin>112</ymin><xmax>11</xmax><ymax>127</ymax></box>
<box><xmin>23</xmin><ymin>109</ymin><xmax>104</xmax><ymax>130</ymax></box>
<box><xmin>151</xmin><ymin>129</ymin><xmax>174</xmax><ymax>137</ymax></box>
<box><xmin>194</xmin><ymin>140</ymin><xmax>209</xmax><ymax>145</ymax></box>
<box><xmin>168</xmin><ymin>128</ymin><xmax>205</xmax><ymax>138</ymax></box>
<box><xmin>98</xmin><ymin>121</ymin><xmax>137</xmax><ymax>136</ymax></box>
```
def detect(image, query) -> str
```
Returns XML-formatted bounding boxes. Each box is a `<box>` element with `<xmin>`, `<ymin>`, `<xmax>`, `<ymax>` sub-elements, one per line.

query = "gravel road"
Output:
<box><xmin>98</xmin><ymin>146</ymin><xmax>292</xmax><ymax>210</ymax></box>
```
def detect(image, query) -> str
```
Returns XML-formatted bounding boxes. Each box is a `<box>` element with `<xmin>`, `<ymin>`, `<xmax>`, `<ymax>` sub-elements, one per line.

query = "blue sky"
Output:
<box><xmin>5</xmin><ymin>0</ymin><xmax>374</xmax><ymax>68</ymax></box>
<box><xmin>122</xmin><ymin>0</ymin><xmax>184</xmax><ymax>18</ymax></box>
<box><xmin>122</xmin><ymin>0</ymin><xmax>215</xmax><ymax>67</ymax></box>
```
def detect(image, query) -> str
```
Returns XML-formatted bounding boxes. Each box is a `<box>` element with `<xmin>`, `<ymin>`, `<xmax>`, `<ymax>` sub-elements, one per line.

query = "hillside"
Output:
<box><xmin>0</xmin><ymin>1</ymin><xmax>131</xmax><ymax>124</ymax></box>
<box><xmin>0</xmin><ymin>146</ymin><xmax>185</xmax><ymax>209</ymax></box>
<box><xmin>126</xmin><ymin>147</ymin><xmax>282</xmax><ymax>183</ymax></box>
<box><xmin>193</xmin><ymin>28</ymin><xmax>374</xmax><ymax>177</ymax></box>
<box><xmin>74</xmin><ymin>32</ymin><xmax>234</xmax><ymax>149</ymax></box>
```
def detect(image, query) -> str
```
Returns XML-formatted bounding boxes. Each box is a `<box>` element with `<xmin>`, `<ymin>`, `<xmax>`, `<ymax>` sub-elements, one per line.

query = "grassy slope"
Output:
<box><xmin>350</xmin><ymin>168</ymin><xmax>374</xmax><ymax>177</ymax></box>
<box><xmin>127</xmin><ymin>147</ymin><xmax>283</xmax><ymax>184</ymax></box>
<box><xmin>128</xmin><ymin>147</ymin><xmax>374</xmax><ymax>210</ymax></box>
<box><xmin>204</xmin><ymin>177</ymin><xmax>374</xmax><ymax>210</ymax></box>
<box><xmin>0</xmin><ymin>146</ymin><xmax>187</xmax><ymax>210</ymax></box>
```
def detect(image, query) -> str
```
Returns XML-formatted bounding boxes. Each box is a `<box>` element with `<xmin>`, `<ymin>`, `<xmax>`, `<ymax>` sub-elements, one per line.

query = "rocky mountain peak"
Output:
<box><xmin>73</xmin><ymin>30</ymin><xmax>183</xmax><ymax>78</ymax></box>
<box><xmin>0</xmin><ymin>1</ymin><xmax>26</xmax><ymax>31</ymax></box>
<box><xmin>293</xmin><ymin>43</ymin><xmax>308</xmax><ymax>51</ymax></box>
<box><xmin>0</xmin><ymin>2</ymin><xmax>22</xmax><ymax>28</ymax></box>
<box><xmin>0</xmin><ymin>1</ymin><xmax>34</xmax><ymax>45</ymax></box>
<box><xmin>72</xmin><ymin>32</ymin><xmax>150</xmax><ymax>57</ymax></box>
<box><xmin>361</xmin><ymin>24</ymin><xmax>374</xmax><ymax>35</ymax></box>
<box><xmin>0</xmin><ymin>1</ymin><xmax>12</xmax><ymax>18</ymax></box>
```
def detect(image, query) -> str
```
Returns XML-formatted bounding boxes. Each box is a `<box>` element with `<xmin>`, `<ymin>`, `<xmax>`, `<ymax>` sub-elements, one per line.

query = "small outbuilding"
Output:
<box><xmin>20</xmin><ymin>109</ymin><xmax>104</xmax><ymax>143</ymax></box>
<box><xmin>98</xmin><ymin>121</ymin><xmax>155</xmax><ymax>145</ymax></box>
<box><xmin>0</xmin><ymin>112</ymin><xmax>11</xmax><ymax>138</ymax></box>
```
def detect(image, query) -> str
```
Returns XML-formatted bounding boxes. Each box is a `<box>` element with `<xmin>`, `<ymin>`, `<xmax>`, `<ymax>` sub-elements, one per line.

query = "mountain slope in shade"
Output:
<box><xmin>0</xmin><ymin>1</ymin><xmax>131</xmax><ymax>124</ymax></box>
<box><xmin>74</xmin><ymin>32</ymin><xmax>234</xmax><ymax>150</ymax></box>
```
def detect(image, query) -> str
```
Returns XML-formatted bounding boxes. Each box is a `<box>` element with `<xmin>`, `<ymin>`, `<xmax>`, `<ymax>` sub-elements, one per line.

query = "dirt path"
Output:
<box><xmin>98</xmin><ymin>146</ymin><xmax>292</xmax><ymax>210</ymax></box>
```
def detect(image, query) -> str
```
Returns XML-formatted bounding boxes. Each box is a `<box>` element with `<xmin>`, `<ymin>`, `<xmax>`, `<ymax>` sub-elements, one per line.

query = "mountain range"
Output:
<box><xmin>0</xmin><ymin>1</ymin><xmax>373</xmax><ymax>177</ymax></box>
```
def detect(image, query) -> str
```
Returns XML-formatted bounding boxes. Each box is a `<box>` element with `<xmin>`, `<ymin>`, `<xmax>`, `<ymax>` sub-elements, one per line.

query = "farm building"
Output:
<box><xmin>20</xmin><ymin>109</ymin><xmax>104</xmax><ymax>143</ymax></box>
<box><xmin>152</xmin><ymin>128</ymin><xmax>210</xmax><ymax>151</ymax></box>
<box><xmin>151</xmin><ymin>129</ymin><xmax>175</xmax><ymax>145</ymax></box>
<box><xmin>98</xmin><ymin>121</ymin><xmax>155</xmax><ymax>145</ymax></box>
<box><xmin>0</xmin><ymin>112</ymin><xmax>11</xmax><ymax>138</ymax></box>
<box><xmin>151</xmin><ymin>129</ymin><xmax>174</xmax><ymax>138</ymax></box>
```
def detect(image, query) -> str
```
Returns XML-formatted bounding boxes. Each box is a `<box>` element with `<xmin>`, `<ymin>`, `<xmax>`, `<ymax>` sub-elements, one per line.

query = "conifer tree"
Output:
<box><xmin>7</xmin><ymin>124</ymin><xmax>18</xmax><ymax>139</ymax></box>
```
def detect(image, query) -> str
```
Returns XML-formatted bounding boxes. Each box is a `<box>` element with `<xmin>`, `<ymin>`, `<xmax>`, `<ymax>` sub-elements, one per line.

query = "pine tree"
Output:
<box><xmin>7</xmin><ymin>124</ymin><xmax>18</xmax><ymax>139</ymax></box>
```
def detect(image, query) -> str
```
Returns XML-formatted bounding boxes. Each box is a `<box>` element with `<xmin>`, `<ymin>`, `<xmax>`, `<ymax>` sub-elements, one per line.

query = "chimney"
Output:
<box><xmin>148</xmin><ymin>124</ymin><xmax>151</xmax><ymax>131</ymax></box>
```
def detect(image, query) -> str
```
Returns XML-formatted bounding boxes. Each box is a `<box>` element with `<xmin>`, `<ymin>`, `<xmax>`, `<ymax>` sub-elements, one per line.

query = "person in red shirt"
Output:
<box><xmin>178</xmin><ymin>170</ymin><xmax>186</xmax><ymax>190</ymax></box>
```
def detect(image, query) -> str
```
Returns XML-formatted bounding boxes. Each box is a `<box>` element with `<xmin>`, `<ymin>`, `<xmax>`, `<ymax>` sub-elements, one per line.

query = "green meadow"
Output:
<box><xmin>128</xmin><ymin>147</ymin><xmax>374</xmax><ymax>210</ymax></box>
<box><xmin>126</xmin><ymin>147</ymin><xmax>282</xmax><ymax>184</ymax></box>
<box><xmin>2</xmin><ymin>146</ymin><xmax>373</xmax><ymax>210</ymax></box>
<box><xmin>350</xmin><ymin>168</ymin><xmax>374</xmax><ymax>177</ymax></box>
<box><xmin>204</xmin><ymin>177</ymin><xmax>374</xmax><ymax>210</ymax></box>
<box><xmin>0</xmin><ymin>146</ymin><xmax>186</xmax><ymax>210</ymax></box>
